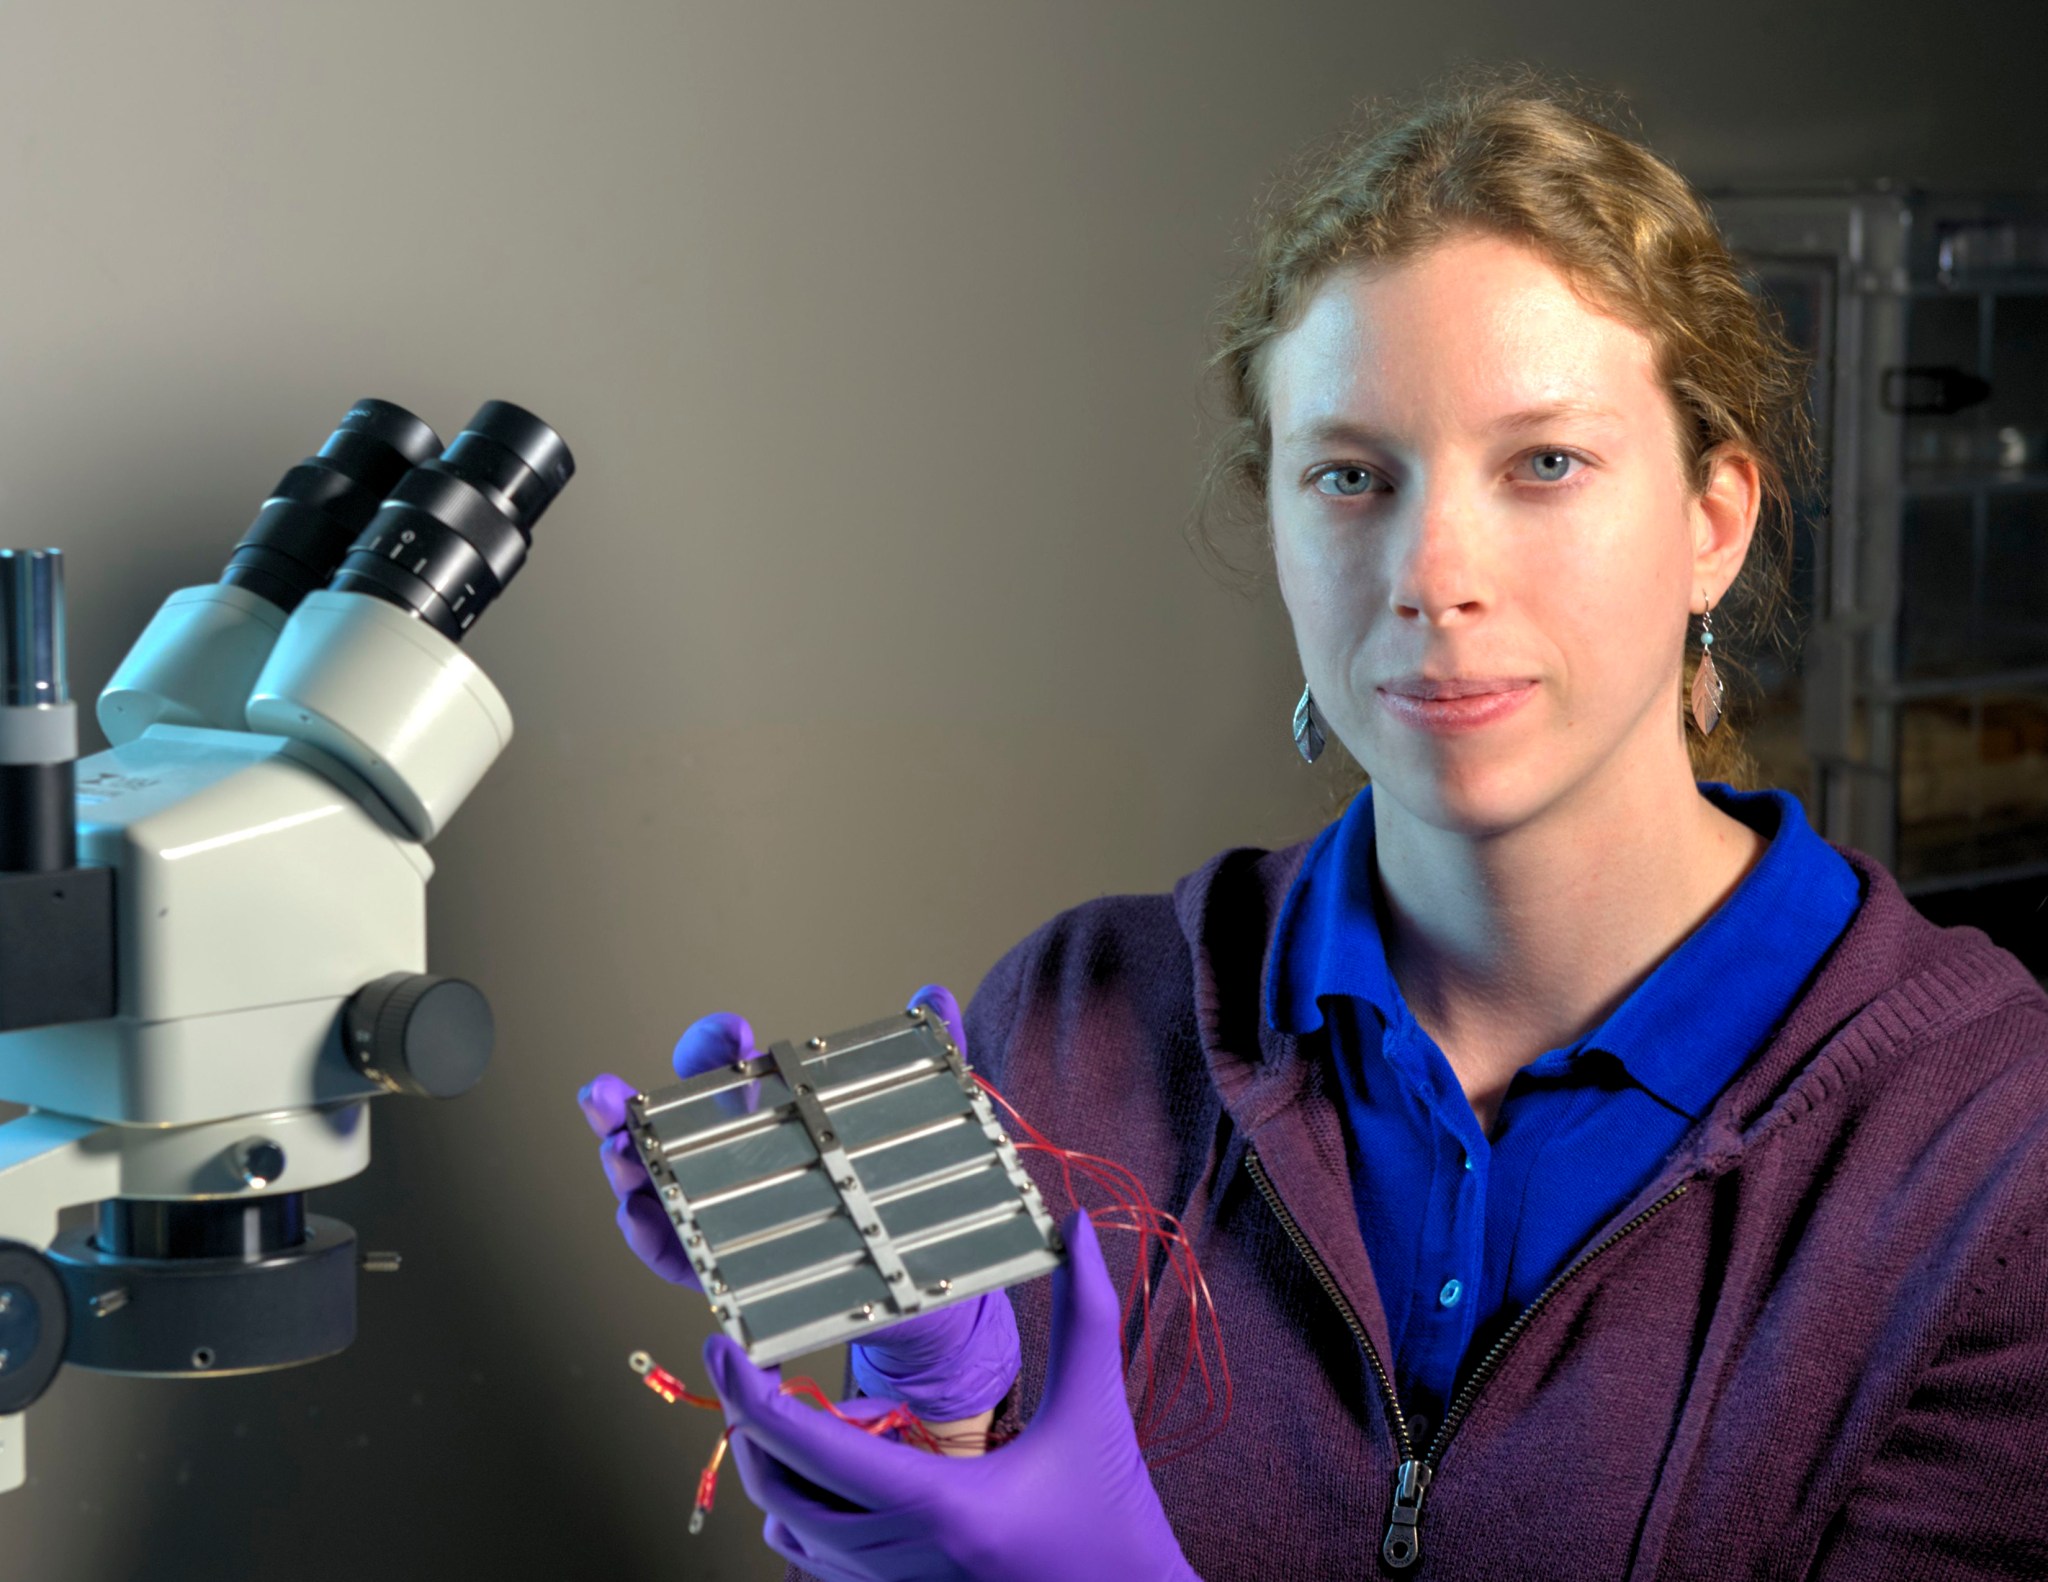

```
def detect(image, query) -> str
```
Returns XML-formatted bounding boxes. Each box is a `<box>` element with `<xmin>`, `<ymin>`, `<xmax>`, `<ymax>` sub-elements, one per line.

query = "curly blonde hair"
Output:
<box><xmin>1201</xmin><ymin>69</ymin><xmax>1814</xmax><ymax>786</ymax></box>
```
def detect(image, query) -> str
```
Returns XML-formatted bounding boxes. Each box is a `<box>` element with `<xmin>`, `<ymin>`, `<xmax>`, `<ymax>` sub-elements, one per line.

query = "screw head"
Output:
<box><xmin>806</xmin><ymin>1037</ymin><xmax>826</xmax><ymax>1051</ymax></box>
<box><xmin>230</xmin><ymin>1138</ymin><xmax>287</xmax><ymax>1190</ymax></box>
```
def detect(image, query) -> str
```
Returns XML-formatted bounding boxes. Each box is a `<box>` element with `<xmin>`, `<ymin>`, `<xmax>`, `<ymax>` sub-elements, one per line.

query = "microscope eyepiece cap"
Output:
<box><xmin>458</xmin><ymin>400</ymin><xmax>575</xmax><ymax>501</ymax></box>
<box><xmin>327</xmin><ymin>400</ymin><xmax>573</xmax><ymax>643</ymax></box>
<box><xmin>224</xmin><ymin>400</ymin><xmax>444</xmax><ymax>615</ymax></box>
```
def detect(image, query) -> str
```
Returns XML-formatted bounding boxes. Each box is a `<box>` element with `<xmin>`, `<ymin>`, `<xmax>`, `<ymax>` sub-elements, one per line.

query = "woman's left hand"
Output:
<box><xmin>705</xmin><ymin>1211</ymin><xmax>1200</xmax><ymax>1582</ymax></box>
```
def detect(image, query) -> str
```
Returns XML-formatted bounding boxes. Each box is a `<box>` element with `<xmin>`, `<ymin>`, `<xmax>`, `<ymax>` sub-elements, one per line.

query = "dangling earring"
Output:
<box><xmin>1689</xmin><ymin>596</ymin><xmax>1724</xmax><ymax>736</ymax></box>
<box><xmin>1292</xmin><ymin>684</ymin><xmax>1326</xmax><ymax>764</ymax></box>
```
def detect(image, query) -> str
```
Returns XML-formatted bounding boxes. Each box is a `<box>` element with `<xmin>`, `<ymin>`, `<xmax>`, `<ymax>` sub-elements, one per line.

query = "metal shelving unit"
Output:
<box><xmin>1710</xmin><ymin>189</ymin><xmax>2048</xmax><ymax>972</ymax></box>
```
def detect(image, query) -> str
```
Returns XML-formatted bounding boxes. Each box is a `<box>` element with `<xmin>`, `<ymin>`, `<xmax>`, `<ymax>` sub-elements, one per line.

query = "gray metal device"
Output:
<box><xmin>627</xmin><ymin>1008</ymin><xmax>1063</xmax><ymax>1365</ymax></box>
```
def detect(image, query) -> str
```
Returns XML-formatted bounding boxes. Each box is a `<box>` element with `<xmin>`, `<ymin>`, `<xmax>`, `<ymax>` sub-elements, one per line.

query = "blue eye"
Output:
<box><xmin>1525</xmin><ymin>450</ymin><xmax>1579</xmax><ymax>483</ymax></box>
<box><xmin>1313</xmin><ymin>466</ymin><xmax>1379</xmax><ymax>498</ymax></box>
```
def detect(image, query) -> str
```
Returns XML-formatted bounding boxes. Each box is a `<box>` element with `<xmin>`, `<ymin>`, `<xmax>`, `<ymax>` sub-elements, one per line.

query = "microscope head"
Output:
<box><xmin>247</xmin><ymin>401</ymin><xmax>577</xmax><ymax>842</ymax></box>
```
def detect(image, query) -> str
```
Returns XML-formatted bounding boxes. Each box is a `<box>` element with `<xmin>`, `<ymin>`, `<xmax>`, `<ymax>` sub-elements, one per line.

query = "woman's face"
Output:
<box><xmin>1264</xmin><ymin>230</ymin><xmax>1754</xmax><ymax>836</ymax></box>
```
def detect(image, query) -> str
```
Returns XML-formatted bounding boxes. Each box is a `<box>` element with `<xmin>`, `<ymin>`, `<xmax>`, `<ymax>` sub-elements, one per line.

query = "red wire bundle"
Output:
<box><xmin>974</xmin><ymin>1073</ymin><xmax>1232</xmax><ymax>1466</ymax></box>
<box><xmin>633</xmin><ymin>1073</ymin><xmax>1232</xmax><ymax>1533</ymax></box>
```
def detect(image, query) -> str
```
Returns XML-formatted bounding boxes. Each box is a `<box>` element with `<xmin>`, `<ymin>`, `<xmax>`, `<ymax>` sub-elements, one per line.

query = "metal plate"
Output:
<box><xmin>626</xmin><ymin>1008</ymin><xmax>1063</xmax><ymax>1365</ymax></box>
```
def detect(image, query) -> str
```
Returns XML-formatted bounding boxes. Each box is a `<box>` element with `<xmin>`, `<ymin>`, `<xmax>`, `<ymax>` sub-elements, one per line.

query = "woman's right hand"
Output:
<box><xmin>577</xmin><ymin>1010</ymin><xmax>762</xmax><ymax>1289</ymax></box>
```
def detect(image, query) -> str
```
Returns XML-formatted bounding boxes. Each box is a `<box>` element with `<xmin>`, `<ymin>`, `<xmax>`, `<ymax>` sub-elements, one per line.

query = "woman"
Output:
<box><xmin>581</xmin><ymin>77</ymin><xmax>2048</xmax><ymax>1579</ymax></box>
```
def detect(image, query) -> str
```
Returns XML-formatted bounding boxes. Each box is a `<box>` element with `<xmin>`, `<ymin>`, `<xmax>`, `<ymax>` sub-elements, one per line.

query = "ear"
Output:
<box><xmin>1689</xmin><ymin>446</ymin><xmax>1761</xmax><ymax>609</ymax></box>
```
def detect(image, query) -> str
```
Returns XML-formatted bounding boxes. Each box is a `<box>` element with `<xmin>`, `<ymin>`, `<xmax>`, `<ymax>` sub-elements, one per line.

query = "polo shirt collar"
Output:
<box><xmin>1264</xmin><ymin>781</ymin><xmax>1861</xmax><ymax>1120</ymax></box>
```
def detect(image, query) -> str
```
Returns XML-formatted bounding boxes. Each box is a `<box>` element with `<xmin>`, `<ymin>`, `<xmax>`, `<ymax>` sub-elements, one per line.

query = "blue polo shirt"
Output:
<box><xmin>1265</xmin><ymin>782</ymin><xmax>1862</xmax><ymax>1436</ymax></box>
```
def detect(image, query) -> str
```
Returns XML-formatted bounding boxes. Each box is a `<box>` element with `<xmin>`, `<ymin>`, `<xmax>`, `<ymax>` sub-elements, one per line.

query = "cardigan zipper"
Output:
<box><xmin>1243</xmin><ymin>1149</ymin><xmax>1424</xmax><ymax>1567</ymax></box>
<box><xmin>1247</xmin><ymin>1144</ymin><xmax>1692</xmax><ymax>1570</ymax></box>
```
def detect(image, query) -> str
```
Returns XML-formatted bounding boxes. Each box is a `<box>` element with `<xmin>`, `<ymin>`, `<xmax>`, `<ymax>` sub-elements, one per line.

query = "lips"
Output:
<box><xmin>1375</xmin><ymin>675</ymin><xmax>1538</xmax><ymax>733</ymax></box>
<box><xmin>1381</xmin><ymin>676</ymin><xmax>1532</xmax><ymax>700</ymax></box>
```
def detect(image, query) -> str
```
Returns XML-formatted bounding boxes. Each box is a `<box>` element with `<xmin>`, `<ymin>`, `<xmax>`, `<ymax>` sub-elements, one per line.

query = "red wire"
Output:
<box><xmin>973</xmin><ymin>1074</ymin><xmax>1232</xmax><ymax>1465</ymax></box>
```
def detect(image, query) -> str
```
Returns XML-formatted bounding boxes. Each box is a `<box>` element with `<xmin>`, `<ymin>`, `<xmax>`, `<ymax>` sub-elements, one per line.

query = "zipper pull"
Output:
<box><xmin>1382</xmin><ymin>1457</ymin><xmax>1431</xmax><ymax>1569</ymax></box>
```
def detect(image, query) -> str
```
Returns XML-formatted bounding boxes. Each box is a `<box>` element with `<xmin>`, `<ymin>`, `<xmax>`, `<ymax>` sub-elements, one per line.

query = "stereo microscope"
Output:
<box><xmin>0</xmin><ymin>397</ymin><xmax>571</xmax><ymax>1491</ymax></box>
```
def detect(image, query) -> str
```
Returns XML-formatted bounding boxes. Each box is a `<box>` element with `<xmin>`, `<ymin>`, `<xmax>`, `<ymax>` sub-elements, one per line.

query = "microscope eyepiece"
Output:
<box><xmin>222</xmin><ymin>399</ymin><xmax>444</xmax><ymax>615</ymax></box>
<box><xmin>327</xmin><ymin>401</ymin><xmax>574</xmax><ymax>642</ymax></box>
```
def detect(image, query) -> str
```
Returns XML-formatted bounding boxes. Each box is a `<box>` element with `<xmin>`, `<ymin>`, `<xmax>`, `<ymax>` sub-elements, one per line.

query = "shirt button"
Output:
<box><xmin>1439</xmin><ymin>1278</ymin><xmax>1464</xmax><ymax>1309</ymax></box>
<box><xmin>1463</xmin><ymin>1153</ymin><xmax>1475</xmax><ymax>1171</ymax></box>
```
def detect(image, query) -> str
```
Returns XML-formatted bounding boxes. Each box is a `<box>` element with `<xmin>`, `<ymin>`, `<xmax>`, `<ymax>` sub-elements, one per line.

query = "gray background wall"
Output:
<box><xmin>0</xmin><ymin>2</ymin><xmax>2038</xmax><ymax>1577</ymax></box>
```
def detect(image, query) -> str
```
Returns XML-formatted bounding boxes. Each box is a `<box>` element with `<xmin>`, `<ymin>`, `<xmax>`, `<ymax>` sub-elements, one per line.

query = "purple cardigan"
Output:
<box><xmin>945</xmin><ymin>839</ymin><xmax>2048</xmax><ymax>1580</ymax></box>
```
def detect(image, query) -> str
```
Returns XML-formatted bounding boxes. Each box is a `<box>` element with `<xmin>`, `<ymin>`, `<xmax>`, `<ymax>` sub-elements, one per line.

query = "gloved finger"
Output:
<box><xmin>674</xmin><ymin>1011</ymin><xmax>762</xmax><ymax>1118</ymax></box>
<box><xmin>759</xmin><ymin>1509</ymin><xmax>895</xmax><ymax>1582</ymax></box>
<box><xmin>576</xmin><ymin>1073</ymin><xmax>639</xmax><ymax>1138</ymax></box>
<box><xmin>906</xmin><ymin>983</ymin><xmax>967</xmax><ymax>1057</ymax></box>
<box><xmin>617</xmin><ymin>1190</ymin><xmax>697</xmax><ymax>1286</ymax></box>
<box><xmin>850</xmin><ymin>1291</ymin><xmax>1022</xmax><ymax>1422</ymax></box>
<box><xmin>760</xmin><ymin>1516</ymin><xmax>863</xmax><ymax>1582</ymax></box>
<box><xmin>1031</xmin><ymin>1211</ymin><xmax>1133</xmax><ymax>1432</ymax></box>
<box><xmin>705</xmin><ymin>1334</ymin><xmax>939</xmax><ymax>1511</ymax></box>
<box><xmin>733</xmin><ymin>1432</ymin><xmax>936</xmax><ymax>1581</ymax></box>
<box><xmin>673</xmin><ymin>1011</ymin><xmax>756</xmax><ymax>1078</ymax></box>
<box><xmin>598</xmin><ymin>1129</ymin><xmax>651</xmax><ymax>1201</ymax></box>
<box><xmin>727</xmin><ymin>1422</ymin><xmax>873</xmax><ymax>1520</ymax></box>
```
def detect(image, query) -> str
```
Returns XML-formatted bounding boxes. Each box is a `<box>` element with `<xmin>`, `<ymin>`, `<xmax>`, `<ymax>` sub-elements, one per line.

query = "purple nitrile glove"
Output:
<box><xmin>704</xmin><ymin>1211</ymin><xmax>1201</xmax><ymax>1582</ymax></box>
<box><xmin>575</xmin><ymin>985</ymin><xmax>1021</xmax><ymax>1424</ymax></box>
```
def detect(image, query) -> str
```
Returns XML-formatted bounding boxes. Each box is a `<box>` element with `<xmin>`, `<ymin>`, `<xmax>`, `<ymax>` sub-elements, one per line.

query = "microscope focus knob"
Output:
<box><xmin>343</xmin><ymin>973</ymin><xmax>494</xmax><ymax>1099</ymax></box>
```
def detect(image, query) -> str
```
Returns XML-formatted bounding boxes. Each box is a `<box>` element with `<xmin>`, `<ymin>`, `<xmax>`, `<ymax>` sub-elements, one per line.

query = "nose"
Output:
<box><xmin>1387</xmin><ymin>478</ymin><xmax>1492</xmax><ymax>627</ymax></box>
